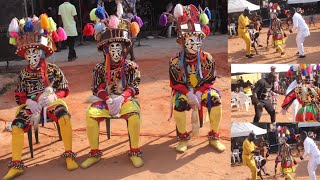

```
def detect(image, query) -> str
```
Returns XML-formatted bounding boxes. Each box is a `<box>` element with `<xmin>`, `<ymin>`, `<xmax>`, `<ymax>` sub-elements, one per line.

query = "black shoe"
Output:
<box><xmin>68</xmin><ymin>56</ymin><xmax>78</xmax><ymax>62</ymax></box>
<box><xmin>246</xmin><ymin>55</ymin><xmax>253</xmax><ymax>58</ymax></box>
<box><xmin>298</xmin><ymin>55</ymin><xmax>306</xmax><ymax>58</ymax></box>
<box><xmin>296</xmin><ymin>52</ymin><xmax>299</xmax><ymax>55</ymax></box>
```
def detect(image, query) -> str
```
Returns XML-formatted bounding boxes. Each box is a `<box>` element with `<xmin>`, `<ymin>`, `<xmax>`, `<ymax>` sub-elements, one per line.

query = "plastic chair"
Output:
<box><xmin>237</xmin><ymin>92</ymin><xmax>251</xmax><ymax>112</ymax></box>
<box><xmin>27</xmin><ymin>119</ymin><xmax>62</xmax><ymax>158</ymax></box>
<box><xmin>231</xmin><ymin>92</ymin><xmax>239</xmax><ymax>110</ymax></box>
<box><xmin>232</xmin><ymin>149</ymin><xmax>241</xmax><ymax>163</ymax></box>
<box><xmin>228</xmin><ymin>23</ymin><xmax>236</xmax><ymax>36</ymax></box>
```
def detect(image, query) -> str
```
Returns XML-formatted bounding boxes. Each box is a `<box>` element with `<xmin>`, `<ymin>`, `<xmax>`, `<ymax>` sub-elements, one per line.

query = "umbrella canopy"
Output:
<box><xmin>231</xmin><ymin>122</ymin><xmax>267</xmax><ymax>138</ymax></box>
<box><xmin>228</xmin><ymin>0</ymin><xmax>260</xmax><ymax>13</ymax></box>
<box><xmin>288</xmin><ymin>0</ymin><xmax>320</xmax><ymax>4</ymax></box>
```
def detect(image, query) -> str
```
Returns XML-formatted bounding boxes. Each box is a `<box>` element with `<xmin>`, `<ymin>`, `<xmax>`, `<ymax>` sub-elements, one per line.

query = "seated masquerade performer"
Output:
<box><xmin>80</xmin><ymin>2</ymin><xmax>143</xmax><ymax>168</ymax></box>
<box><xmin>274</xmin><ymin>128</ymin><xmax>296</xmax><ymax>180</ymax></box>
<box><xmin>168</xmin><ymin>4</ymin><xmax>225</xmax><ymax>153</ymax></box>
<box><xmin>267</xmin><ymin>3</ymin><xmax>286</xmax><ymax>57</ymax></box>
<box><xmin>281</xmin><ymin>68</ymin><xmax>320</xmax><ymax>122</ymax></box>
<box><xmin>3</xmin><ymin>15</ymin><xmax>78</xmax><ymax>180</ymax></box>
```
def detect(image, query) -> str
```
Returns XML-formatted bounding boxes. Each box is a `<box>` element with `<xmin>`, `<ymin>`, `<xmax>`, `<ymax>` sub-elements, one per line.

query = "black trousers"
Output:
<box><xmin>253</xmin><ymin>99</ymin><xmax>276</xmax><ymax>123</ymax></box>
<box><xmin>67</xmin><ymin>36</ymin><xmax>77</xmax><ymax>59</ymax></box>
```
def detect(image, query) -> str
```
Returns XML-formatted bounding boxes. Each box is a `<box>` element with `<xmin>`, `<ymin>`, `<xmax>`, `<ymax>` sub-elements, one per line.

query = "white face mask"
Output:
<box><xmin>108</xmin><ymin>42</ymin><xmax>123</xmax><ymax>63</ymax></box>
<box><xmin>25</xmin><ymin>48</ymin><xmax>41</xmax><ymax>69</ymax></box>
<box><xmin>184</xmin><ymin>35</ymin><xmax>202</xmax><ymax>54</ymax></box>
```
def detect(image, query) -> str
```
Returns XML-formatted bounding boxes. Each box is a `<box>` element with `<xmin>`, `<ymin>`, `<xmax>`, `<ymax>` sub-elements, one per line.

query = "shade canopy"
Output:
<box><xmin>228</xmin><ymin>0</ymin><xmax>260</xmax><ymax>13</ymax></box>
<box><xmin>231</xmin><ymin>122</ymin><xmax>267</xmax><ymax>138</ymax></box>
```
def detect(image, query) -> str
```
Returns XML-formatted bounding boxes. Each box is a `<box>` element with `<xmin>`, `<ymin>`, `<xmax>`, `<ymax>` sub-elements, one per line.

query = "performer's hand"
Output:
<box><xmin>26</xmin><ymin>99</ymin><xmax>42</xmax><ymax>114</ymax></box>
<box><xmin>300</xmin><ymin>156</ymin><xmax>304</xmax><ymax>160</ymax></box>
<box><xmin>109</xmin><ymin>96</ymin><xmax>124</xmax><ymax>116</ymax></box>
<box><xmin>195</xmin><ymin>91</ymin><xmax>202</xmax><ymax>105</ymax></box>
<box><xmin>186</xmin><ymin>91</ymin><xmax>201</xmax><ymax>109</ymax></box>
<box><xmin>39</xmin><ymin>94</ymin><xmax>57</xmax><ymax>108</ymax></box>
<box><xmin>281</xmin><ymin>108</ymin><xmax>287</xmax><ymax>115</ymax></box>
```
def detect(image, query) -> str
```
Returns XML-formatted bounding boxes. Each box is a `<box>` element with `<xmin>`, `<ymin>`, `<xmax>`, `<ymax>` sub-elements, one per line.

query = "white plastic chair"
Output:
<box><xmin>232</xmin><ymin>149</ymin><xmax>241</xmax><ymax>163</ymax></box>
<box><xmin>237</xmin><ymin>92</ymin><xmax>251</xmax><ymax>112</ymax></box>
<box><xmin>228</xmin><ymin>23</ymin><xmax>236</xmax><ymax>36</ymax></box>
<box><xmin>231</xmin><ymin>92</ymin><xmax>239</xmax><ymax>110</ymax></box>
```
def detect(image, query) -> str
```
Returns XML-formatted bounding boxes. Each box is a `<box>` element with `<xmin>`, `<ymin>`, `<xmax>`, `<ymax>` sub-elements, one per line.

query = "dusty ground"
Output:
<box><xmin>228</xmin><ymin>23</ymin><xmax>320</xmax><ymax>64</ymax></box>
<box><xmin>0</xmin><ymin>36</ymin><xmax>232</xmax><ymax>179</ymax></box>
<box><xmin>231</xmin><ymin>95</ymin><xmax>299</xmax><ymax>123</ymax></box>
<box><xmin>231</xmin><ymin>152</ymin><xmax>320</xmax><ymax>180</ymax></box>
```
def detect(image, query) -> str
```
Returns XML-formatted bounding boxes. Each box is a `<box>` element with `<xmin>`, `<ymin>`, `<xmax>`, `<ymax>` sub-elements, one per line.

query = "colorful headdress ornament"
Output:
<box><xmin>7</xmin><ymin>14</ymin><xmax>66</xmax><ymax>59</ymax></box>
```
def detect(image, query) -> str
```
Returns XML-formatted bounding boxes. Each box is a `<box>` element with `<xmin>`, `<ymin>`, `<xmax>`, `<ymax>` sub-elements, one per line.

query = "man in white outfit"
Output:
<box><xmin>300</xmin><ymin>131</ymin><xmax>320</xmax><ymax>180</ymax></box>
<box><xmin>289</xmin><ymin>7</ymin><xmax>310</xmax><ymax>58</ymax></box>
<box><xmin>285</xmin><ymin>75</ymin><xmax>301</xmax><ymax>121</ymax></box>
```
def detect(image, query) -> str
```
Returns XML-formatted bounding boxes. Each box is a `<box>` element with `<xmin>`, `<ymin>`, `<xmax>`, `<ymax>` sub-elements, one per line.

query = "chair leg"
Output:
<box><xmin>106</xmin><ymin>118</ymin><xmax>110</xmax><ymax>139</ymax></box>
<box><xmin>56</xmin><ymin>123</ymin><xmax>62</xmax><ymax>141</ymax></box>
<box><xmin>28</xmin><ymin>128</ymin><xmax>34</xmax><ymax>158</ymax></box>
<box><xmin>35</xmin><ymin>127</ymin><xmax>39</xmax><ymax>144</ymax></box>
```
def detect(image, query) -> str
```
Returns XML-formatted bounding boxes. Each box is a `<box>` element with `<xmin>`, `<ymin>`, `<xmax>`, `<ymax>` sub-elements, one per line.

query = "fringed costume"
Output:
<box><xmin>81</xmin><ymin>2</ymin><xmax>144</xmax><ymax>168</ymax></box>
<box><xmin>3</xmin><ymin>15</ymin><xmax>78</xmax><ymax>180</ymax></box>
<box><xmin>169</xmin><ymin>4</ymin><xmax>225</xmax><ymax>153</ymax></box>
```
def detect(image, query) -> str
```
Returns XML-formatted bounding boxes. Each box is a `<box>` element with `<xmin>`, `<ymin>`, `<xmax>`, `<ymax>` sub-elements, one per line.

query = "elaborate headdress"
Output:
<box><xmin>269</xmin><ymin>3</ymin><xmax>281</xmax><ymax>16</ymax></box>
<box><xmin>7</xmin><ymin>14</ymin><xmax>66</xmax><ymax>59</ymax></box>
<box><xmin>172</xmin><ymin>4</ymin><xmax>210</xmax><ymax>44</ymax></box>
<box><xmin>83</xmin><ymin>1</ymin><xmax>142</xmax><ymax>51</ymax></box>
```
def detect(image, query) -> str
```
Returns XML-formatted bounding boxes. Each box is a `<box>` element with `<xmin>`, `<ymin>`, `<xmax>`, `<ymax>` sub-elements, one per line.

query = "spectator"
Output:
<box><xmin>59</xmin><ymin>0</ymin><xmax>78</xmax><ymax>62</ymax></box>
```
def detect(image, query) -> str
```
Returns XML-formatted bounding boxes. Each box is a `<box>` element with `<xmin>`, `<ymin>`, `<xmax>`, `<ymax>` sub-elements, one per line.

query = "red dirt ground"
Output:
<box><xmin>0</xmin><ymin>53</ymin><xmax>231</xmax><ymax>179</ymax></box>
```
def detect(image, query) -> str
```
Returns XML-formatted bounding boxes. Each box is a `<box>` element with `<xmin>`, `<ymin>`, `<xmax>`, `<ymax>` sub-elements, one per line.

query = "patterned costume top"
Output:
<box><xmin>169</xmin><ymin>51</ymin><xmax>216</xmax><ymax>95</ymax></box>
<box><xmin>268</xmin><ymin>3</ymin><xmax>285</xmax><ymax>44</ymax></box>
<box><xmin>15</xmin><ymin>63</ymin><xmax>69</xmax><ymax>105</ymax></box>
<box><xmin>281</xmin><ymin>85</ymin><xmax>320</xmax><ymax>110</ymax></box>
<box><xmin>92</xmin><ymin>60</ymin><xmax>140</xmax><ymax>100</ymax></box>
<box><xmin>275</xmin><ymin>143</ymin><xmax>296</xmax><ymax>170</ymax></box>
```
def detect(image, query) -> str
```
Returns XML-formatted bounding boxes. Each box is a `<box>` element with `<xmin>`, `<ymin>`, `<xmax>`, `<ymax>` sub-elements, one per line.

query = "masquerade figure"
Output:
<box><xmin>270</xmin><ymin>66</ymin><xmax>280</xmax><ymax>110</ymax></box>
<box><xmin>281</xmin><ymin>65</ymin><xmax>320</xmax><ymax>122</ymax></box>
<box><xmin>81</xmin><ymin>2</ymin><xmax>143</xmax><ymax>168</ymax></box>
<box><xmin>274</xmin><ymin>127</ymin><xmax>296</xmax><ymax>180</ymax></box>
<box><xmin>267</xmin><ymin>3</ymin><xmax>286</xmax><ymax>57</ymax></box>
<box><xmin>3</xmin><ymin>15</ymin><xmax>78</xmax><ymax>180</ymax></box>
<box><xmin>168</xmin><ymin>4</ymin><xmax>225</xmax><ymax>153</ymax></box>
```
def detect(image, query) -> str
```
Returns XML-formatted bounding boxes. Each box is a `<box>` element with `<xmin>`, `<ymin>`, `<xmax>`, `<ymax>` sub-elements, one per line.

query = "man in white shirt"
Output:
<box><xmin>285</xmin><ymin>75</ymin><xmax>301</xmax><ymax>121</ymax></box>
<box><xmin>289</xmin><ymin>7</ymin><xmax>310</xmax><ymax>58</ymax></box>
<box><xmin>59</xmin><ymin>0</ymin><xmax>78</xmax><ymax>62</ymax></box>
<box><xmin>300</xmin><ymin>131</ymin><xmax>320</xmax><ymax>180</ymax></box>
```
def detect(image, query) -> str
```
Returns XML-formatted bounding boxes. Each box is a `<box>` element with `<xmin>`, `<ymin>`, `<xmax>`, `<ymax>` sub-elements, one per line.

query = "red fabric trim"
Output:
<box><xmin>170</xmin><ymin>81</ymin><xmax>189</xmax><ymax>95</ymax></box>
<box><xmin>281</xmin><ymin>91</ymin><xmax>297</xmax><ymax>109</ymax></box>
<box><xmin>208</xmin><ymin>130</ymin><xmax>220</xmax><ymax>138</ymax></box>
<box><xmin>97</xmin><ymin>91</ymin><xmax>109</xmax><ymax>101</ymax></box>
<box><xmin>122</xmin><ymin>88</ymin><xmax>133</xmax><ymax>99</ymax></box>
<box><xmin>15</xmin><ymin>92</ymin><xmax>28</xmax><ymax>104</ymax></box>
<box><xmin>296</xmin><ymin>112</ymin><xmax>317</xmax><ymax>122</ymax></box>
<box><xmin>56</xmin><ymin>89</ymin><xmax>69</xmax><ymax>98</ymax></box>
<box><xmin>197</xmin><ymin>84</ymin><xmax>214</xmax><ymax>94</ymax></box>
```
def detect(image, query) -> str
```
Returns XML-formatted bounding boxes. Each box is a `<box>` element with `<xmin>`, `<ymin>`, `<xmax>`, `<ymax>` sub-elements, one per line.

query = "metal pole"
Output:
<box><xmin>24</xmin><ymin>0</ymin><xmax>28</xmax><ymax>17</ymax></box>
<box><xmin>78</xmin><ymin>0</ymin><xmax>83</xmax><ymax>45</ymax></box>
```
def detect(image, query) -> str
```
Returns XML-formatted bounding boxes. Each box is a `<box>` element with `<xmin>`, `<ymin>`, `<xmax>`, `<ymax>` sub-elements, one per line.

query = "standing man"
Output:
<box><xmin>300</xmin><ymin>131</ymin><xmax>320</xmax><ymax>180</ymax></box>
<box><xmin>59</xmin><ymin>0</ymin><xmax>78</xmax><ymax>62</ymax></box>
<box><xmin>252</xmin><ymin>72</ymin><xmax>279</xmax><ymax>124</ymax></box>
<box><xmin>242</xmin><ymin>132</ymin><xmax>260</xmax><ymax>180</ymax></box>
<box><xmin>289</xmin><ymin>7</ymin><xmax>310</xmax><ymax>58</ymax></box>
<box><xmin>238</xmin><ymin>8</ymin><xmax>254</xmax><ymax>58</ymax></box>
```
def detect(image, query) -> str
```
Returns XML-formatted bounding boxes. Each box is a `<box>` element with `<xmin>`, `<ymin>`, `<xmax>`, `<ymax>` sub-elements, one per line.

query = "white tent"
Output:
<box><xmin>288</xmin><ymin>0</ymin><xmax>320</xmax><ymax>4</ymax></box>
<box><xmin>298</xmin><ymin>122</ymin><xmax>320</xmax><ymax>128</ymax></box>
<box><xmin>231</xmin><ymin>64</ymin><xmax>291</xmax><ymax>73</ymax></box>
<box><xmin>228</xmin><ymin>0</ymin><xmax>260</xmax><ymax>13</ymax></box>
<box><xmin>231</xmin><ymin>122</ymin><xmax>267</xmax><ymax>137</ymax></box>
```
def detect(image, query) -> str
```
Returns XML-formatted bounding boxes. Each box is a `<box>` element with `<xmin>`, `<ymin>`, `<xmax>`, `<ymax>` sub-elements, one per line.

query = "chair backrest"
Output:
<box><xmin>233</xmin><ymin>149</ymin><xmax>240</xmax><ymax>154</ymax></box>
<box><xmin>231</xmin><ymin>92</ymin><xmax>238</xmax><ymax>100</ymax></box>
<box><xmin>238</xmin><ymin>92</ymin><xmax>249</xmax><ymax>102</ymax></box>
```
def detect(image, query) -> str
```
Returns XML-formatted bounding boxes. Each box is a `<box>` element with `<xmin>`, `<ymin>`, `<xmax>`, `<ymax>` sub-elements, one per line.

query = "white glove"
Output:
<box><xmin>108</xmin><ymin>96</ymin><xmax>124</xmax><ymax>116</ymax></box>
<box><xmin>281</xmin><ymin>109</ymin><xmax>287</xmax><ymax>115</ymax></box>
<box><xmin>195</xmin><ymin>91</ymin><xmax>203</xmax><ymax>105</ymax></box>
<box><xmin>39</xmin><ymin>94</ymin><xmax>57</xmax><ymax>108</ymax></box>
<box><xmin>186</xmin><ymin>91</ymin><xmax>200</xmax><ymax>109</ymax></box>
<box><xmin>26</xmin><ymin>99</ymin><xmax>42</xmax><ymax>114</ymax></box>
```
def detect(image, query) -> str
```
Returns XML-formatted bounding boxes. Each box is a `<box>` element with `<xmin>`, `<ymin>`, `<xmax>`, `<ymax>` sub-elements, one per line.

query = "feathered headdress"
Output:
<box><xmin>7</xmin><ymin>14</ymin><xmax>65</xmax><ymax>59</ymax></box>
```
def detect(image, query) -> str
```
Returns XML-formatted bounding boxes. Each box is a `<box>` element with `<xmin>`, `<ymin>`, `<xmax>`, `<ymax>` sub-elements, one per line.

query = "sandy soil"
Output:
<box><xmin>231</xmin><ymin>95</ymin><xmax>298</xmax><ymax>123</ymax></box>
<box><xmin>228</xmin><ymin>23</ymin><xmax>320</xmax><ymax>64</ymax></box>
<box><xmin>0</xmin><ymin>36</ymin><xmax>231</xmax><ymax>179</ymax></box>
<box><xmin>231</xmin><ymin>152</ymin><xmax>320</xmax><ymax>180</ymax></box>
